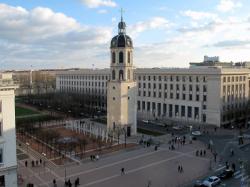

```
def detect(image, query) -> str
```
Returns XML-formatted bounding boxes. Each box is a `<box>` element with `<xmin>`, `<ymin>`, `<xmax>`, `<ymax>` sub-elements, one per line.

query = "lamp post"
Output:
<box><xmin>26</xmin><ymin>142</ymin><xmax>30</xmax><ymax>156</ymax></box>
<box><xmin>42</xmin><ymin>152</ymin><xmax>46</xmax><ymax>174</ymax></box>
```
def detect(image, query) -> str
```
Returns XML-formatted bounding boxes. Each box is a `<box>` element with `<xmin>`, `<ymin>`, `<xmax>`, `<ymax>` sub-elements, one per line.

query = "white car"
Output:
<box><xmin>202</xmin><ymin>176</ymin><xmax>221</xmax><ymax>187</ymax></box>
<box><xmin>192</xmin><ymin>131</ymin><xmax>202</xmax><ymax>136</ymax></box>
<box><xmin>142</xmin><ymin>120</ymin><xmax>149</xmax><ymax>124</ymax></box>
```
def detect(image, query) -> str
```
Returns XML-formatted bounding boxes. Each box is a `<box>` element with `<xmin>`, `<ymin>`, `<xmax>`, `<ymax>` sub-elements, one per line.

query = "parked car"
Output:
<box><xmin>217</xmin><ymin>169</ymin><xmax>234</xmax><ymax>179</ymax></box>
<box><xmin>192</xmin><ymin>131</ymin><xmax>202</xmax><ymax>136</ymax></box>
<box><xmin>142</xmin><ymin>120</ymin><xmax>149</xmax><ymax>124</ymax></box>
<box><xmin>172</xmin><ymin>126</ymin><xmax>183</xmax><ymax>130</ymax></box>
<box><xmin>194</xmin><ymin>180</ymin><xmax>207</xmax><ymax>187</ymax></box>
<box><xmin>202</xmin><ymin>176</ymin><xmax>221</xmax><ymax>187</ymax></box>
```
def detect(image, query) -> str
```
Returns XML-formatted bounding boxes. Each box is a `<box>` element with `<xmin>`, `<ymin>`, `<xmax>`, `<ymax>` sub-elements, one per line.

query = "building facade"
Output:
<box><xmin>0</xmin><ymin>73</ymin><xmax>18</xmax><ymax>187</ymax></box>
<box><xmin>56</xmin><ymin>66</ymin><xmax>250</xmax><ymax>127</ymax></box>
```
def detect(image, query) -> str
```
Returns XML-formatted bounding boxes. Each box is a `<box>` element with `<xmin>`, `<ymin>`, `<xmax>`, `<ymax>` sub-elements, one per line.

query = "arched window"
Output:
<box><xmin>119</xmin><ymin>51</ymin><xmax>123</xmax><ymax>63</ymax></box>
<box><xmin>112</xmin><ymin>52</ymin><xmax>116</xmax><ymax>63</ymax></box>
<box><xmin>119</xmin><ymin>70</ymin><xmax>124</xmax><ymax>80</ymax></box>
<box><xmin>112</xmin><ymin>70</ymin><xmax>116</xmax><ymax>80</ymax></box>
<box><xmin>127</xmin><ymin>69</ymin><xmax>130</xmax><ymax>80</ymax></box>
<box><xmin>128</xmin><ymin>51</ymin><xmax>130</xmax><ymax>63</ymax></box>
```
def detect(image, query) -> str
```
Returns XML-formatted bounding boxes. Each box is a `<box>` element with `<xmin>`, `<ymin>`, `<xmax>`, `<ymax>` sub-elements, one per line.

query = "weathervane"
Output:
<box><xmin>120</xmin><ymin>8</ymin><xmax>125</xmax><ymax>21</ymax></box>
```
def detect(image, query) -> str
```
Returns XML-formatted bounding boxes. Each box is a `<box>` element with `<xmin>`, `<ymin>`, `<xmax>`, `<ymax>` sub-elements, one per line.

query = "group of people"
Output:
<box><xmin>196</xmin><ymin>149</ymin><xmax>206</xmax><ymax>157</ymax></box>
<box><xmin>64</xmin><ymin>177</ymin><xmax>80</xmax><ymax>187</ymax></box>
<box><xmin>168</xmin><ymin>135</ymin><xmax>186</xmax><ymax>150</ymax></box>
<box><xmin>24</xmin><ymin>159</ymin><xmax>43</xmax><ymax>167</ymax></box>
<box><xmin>90</xmin><ymin>154</ymin><xmax>99</xmax><ymax>161</ymax></box>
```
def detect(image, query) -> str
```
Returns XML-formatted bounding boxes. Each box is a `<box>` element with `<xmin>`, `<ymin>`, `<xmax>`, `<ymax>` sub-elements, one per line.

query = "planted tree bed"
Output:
<box><xmin>17</xmin><ymin>126</ymin><xmax>136</xmax><ymax>165</ymax></box>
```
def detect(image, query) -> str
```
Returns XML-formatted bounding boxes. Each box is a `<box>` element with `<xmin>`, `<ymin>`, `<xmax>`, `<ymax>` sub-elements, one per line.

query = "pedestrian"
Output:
<box><xmin>74</xmin><ymin>179</ymin><xmax>77</xmax><ymax>187</ymax></box>
<box><xmin>96</xmin><ymin>155</ymin><xmax>99</xmax><ymax>161</ymax></box>
<box><xmin>232</xmin><ymin>163</ymin><xmax>236</xmax><ymax>172</ymax></box>
<box><xmin>68</xmin><ymin>179</ymin><xmax>72</xmax><ymax>187</ymax></box>
<box><xmin>230</xmin><ymin>149</ymin><xmax>234</xmax><ymax>157</ymax></box>
<box><xmin>203</xmin><ymin>150</ymin><xmax>206</xmax><ymax>156</ymax></box>
<box><xmin>76</xmin><ymin>177</ymin><xmax>80</xmax><ymax>185</ymax></box>
<box><xmin>214</xmin><ymin>152</ymin><xmax>217</xmax><ymax>162</ymax></box>
<box><xmin>36</xmin><ymin>160</ymin><xmax>38</xmax><ymax>166</ymax></box>
<box><xmin>196</xmin><ymin>150</ymin><xmax>199</xmax><ymax>156</ymax></box>
<box><xmin>200</xmin><ymin>150</ymin><xmax>203</xmax><ymax>157</ymax></box>
<box><xmin>226</xmin><ymin>161</ymin><xmax>229</xmax><ymax>169</ymax></box>
<box><xmin>31</xmin><ymin>160</ymin><xmax>34</xmax><ymax>167</ymax></box>
<box><xmin>154</xmin><ymin>145</ymin><xmax>158</xmax><ymax>151</ymax></box>
<box><xmin>178</xmin><ymin>165</ymin><xmax>180</xmax><ymax>173</ymax></box>
<box><xmin>53</xmin><ymin>179</ymin><xmax>57</xmax><ymax>187</ymax></box>
<box><xmin>180</xmin><ymin>165</ymin><xmax>183</xmax><ymax>173</ymax></box>
<box><xmin>121</xmin><ymin>167</ymin><xmax>125</xmax><ymax>175</ymax></box>
<box><xmin>25</xmin><ymin>160</ymin><xmax>28</xmax><ymax>167</ymax></box>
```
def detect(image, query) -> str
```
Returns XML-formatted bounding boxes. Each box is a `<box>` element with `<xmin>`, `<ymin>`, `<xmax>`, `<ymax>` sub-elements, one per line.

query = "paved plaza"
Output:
<box><xmin>17</xmin><ymin>138</ymin><xmax>212</xmax><ymax>187</ymax></box>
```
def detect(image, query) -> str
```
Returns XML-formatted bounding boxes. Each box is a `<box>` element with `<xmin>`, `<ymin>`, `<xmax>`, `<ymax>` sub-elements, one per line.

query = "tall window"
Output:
<box><xmin>119</xmin><ymin>51</ymin><xmax>124</xmax><ymax>63</ymax></box>
<box><xmin>0</xmin><ymin>149</ymin><xmax>2</xmax><ymax>163</ymax></box>
<box><xmin>112</xmin><ymin>70</ymin><xmax>116</xmax><ymax>80</ymax></box>
<box><xmin>128</xmin><ymin>51</ymin><xmax>131</xmax><ymax>63</ymax></box>
<box><xmin>127</xmin><ymin>69</ymin><xmax>131</xmax><ymax>80</ymax></box>
<box><xmin>112</xmin><ymin>52</ymin><xmax>116</xmax><ymax>63</ymax></box>
<box><xmin>119</xmin><ymin>70</ymin><xmax>124</xmax><ymax>80</ymax></box>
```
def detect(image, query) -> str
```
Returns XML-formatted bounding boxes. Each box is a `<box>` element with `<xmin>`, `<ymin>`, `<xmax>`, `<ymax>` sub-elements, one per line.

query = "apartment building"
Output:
<box><xmin>0</xmin><ymin>73</ymin><xmax>18</xmax><ymax>187</ymax></box>
<box><xmin>56</xmin><ymin>66</ymin><xmax>250</xmax><ymax>127</ymax></box>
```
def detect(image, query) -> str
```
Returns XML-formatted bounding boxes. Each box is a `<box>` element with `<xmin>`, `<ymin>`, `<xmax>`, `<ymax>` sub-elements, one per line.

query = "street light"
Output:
<box><xmin>42</xmin><ymin>152</ymin><xmax>46</xmax><ymax>174</ymax></box>
<box><xmin>26</xmin><ymin>142</ymin><xmax>30</xmax><ymax>156</ymax></box>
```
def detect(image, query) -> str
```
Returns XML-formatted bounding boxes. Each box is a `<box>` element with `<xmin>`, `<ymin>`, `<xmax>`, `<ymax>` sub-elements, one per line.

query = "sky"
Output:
<box><xmin>0</xmin><ymin>0</ymin><xmax>250</xmax><ymax>70</ymax></box>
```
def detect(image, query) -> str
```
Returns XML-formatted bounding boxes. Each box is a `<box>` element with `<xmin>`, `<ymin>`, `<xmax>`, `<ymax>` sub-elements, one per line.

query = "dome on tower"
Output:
<box><xmin>110</xmin><ymin>16</ymin><xmax>133</xmax><ymax>48</ymax></box>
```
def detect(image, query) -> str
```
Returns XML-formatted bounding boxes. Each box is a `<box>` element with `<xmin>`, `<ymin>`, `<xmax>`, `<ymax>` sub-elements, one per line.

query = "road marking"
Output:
<box><xmin>81</xmin><ymin>151</ymin><xmax>192</xmax><ymax>187</ymax></box>
<box><xmin>233</xmin><ymin>170</ymin><xmax>241</xmax><ymax>176</ymax></box>
<box><xmin>215</xmin><ymin>166</ymin><xmax>226</xmax><ymax>172</ymax></box>
<box><xmin>235</xmin><ymin>173</ymin><xmax>243</xmax><ymax>179</ymax></box>
<box><xmin>242</xmin><ymin>176</ymin><xmax>249</xmax><ymax>181</ymax></box>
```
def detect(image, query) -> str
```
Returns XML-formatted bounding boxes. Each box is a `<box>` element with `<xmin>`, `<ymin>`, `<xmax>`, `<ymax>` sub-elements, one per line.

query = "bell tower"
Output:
<box><xmin>107</xmin><ymin>13</ymin><xmax>137</xmax><ymax>136</ymax></box>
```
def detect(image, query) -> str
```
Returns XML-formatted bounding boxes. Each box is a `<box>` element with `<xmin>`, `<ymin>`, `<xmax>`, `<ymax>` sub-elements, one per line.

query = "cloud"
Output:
<box><xmin>97</xmin><ymin>9</ymin><xmax>108</xmax><ymax>14</ymax></box>
<box><xmin>0</xmin><ymin>3</ymin><xmax>112</xmax><ymax>69</ymax></box>
<box><xmin>80</xmin><ymin>0</ymin><xmax>116</xmax><ymax>8</ymax></box>
<box><xmin>129</xmin><ymin>17</ymin><xmax>170</xmax><ymax>37</ymax></box>
<box><xmin>181</xmin><ymin>10</ymin><xmax>217</xmax><ymax>21</ymax></box>
<box><xmin>211</xmin><ymin>40</ymin><xmax>250</xmax><ymax>48</ymax></box>
<box><xmin>216</xmin><ymin>0</ymin><xmax>242</xmax><ymax>12</ymax></box>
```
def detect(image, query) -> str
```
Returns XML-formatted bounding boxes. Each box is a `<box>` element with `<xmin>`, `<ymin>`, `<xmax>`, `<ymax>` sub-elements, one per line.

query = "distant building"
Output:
<box><xmin>56</xmin><ymin>65</ymin><xmax>250</xmax><ymax>128</ymax></box>
<box><xmin>0</xmin><ymin>73</ymin><xmax>18</xmax><ymax>187</ymax></box>
<box><xmin>190</xmin><ymin>55</ymin><xmax>234</xmax><ymax>67</ymax></box>
<box><xmin>10</xmin><ymin>69</ymin><xmax>70</xmax><ymax>96</ymax></box>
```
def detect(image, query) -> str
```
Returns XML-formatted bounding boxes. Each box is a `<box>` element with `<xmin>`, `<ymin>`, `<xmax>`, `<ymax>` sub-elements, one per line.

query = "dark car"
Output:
<box><xmin>217</xmin><ymin>169</ymin><xmax>234</xmax><ymax>179</ymax></box>
<box><xmin>193</xmin><ymin>180</ymin><xmax>207</xmax><ymax>187</ymax></box>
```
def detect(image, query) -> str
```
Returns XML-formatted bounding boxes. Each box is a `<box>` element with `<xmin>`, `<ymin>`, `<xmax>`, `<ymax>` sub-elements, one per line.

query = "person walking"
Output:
<box><xmin>180</xmin><ymin>165</ymin><xmax>183</xmax><ymax>173</ymax></box>
<box><xmin>25</xmin><ymin>160</ymin><xmax>28</xmax><ymax>167</ymax></box>
<box><xmin>232</xmin><ymin>163</ymin><xmax>236</xmax><ymax>172</ymax></box>
<box><xmin>53</xmin><ymin>179</ymin><xmax>57</xmax><ymax>187</ymax></box>
<box><xmin>200</xmin><ymin>150</ymin><xmax>203</xmax><ymax>157</ymax></box>
<box><xmin>230</xmin><ymin>149</ymin><xmax>234</xmax><ymax>157</ymax></box>
<box><xmin>121</xmin><ymin>167</ymin><xmax>125</xmax><ymax>175</ymax></box>
<box><xmin>178</xmin><ymin>165</ymin><xmax>180</xmax><ymax>173</ymax></box>
<box><xmin>203</xmin><ymin>149</ymin><xmax>206</xmax><ymax>156</ymax></box>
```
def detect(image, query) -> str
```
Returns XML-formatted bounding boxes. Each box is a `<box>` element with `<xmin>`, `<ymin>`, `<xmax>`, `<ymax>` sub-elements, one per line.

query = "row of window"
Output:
<box><xmin>137</xmin><ymin>75</ymin><xmax>207</xmax><ymax>83</ymax></box>
<box><xmin>112</xmin><ymin>51</ymin><xmax>131</xmax><ymax>64</ymax></box>
<box><xmin>59</xmin><ymin>75</ymin><xmax>110</xmax><ymax>81</ymax></box>
<box><xmin>223</xmin><ymin>76</ymin><xmax>246</xmax><ymax>83</ymax></box>
<box><xmin>137</xmin><ymin>101</ymin><xmax>206</xmax><ymax>122</ymax></box>
<box><xmin>138</xmin><ymin>83</ymin><xmax>207</xmax><ymax>92</ymax></box>
<box><xmin>138</xmin><ymin>91</ymin><xmax>207</xmax><ymax>101</ymax></box>
<box><xmin>60</xmin><ymin>87</ymin><xmax>107</xmax><ymax>95</ymax></box>
<box><xmin>223</xmin><ymin>84</ymin><xmax>246</xmax><ymax>93</ymax></box>
<box><xmin>60</xmin><ymin>81</ymin><xmax>107</xmax><ymax>87</ymax></box>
